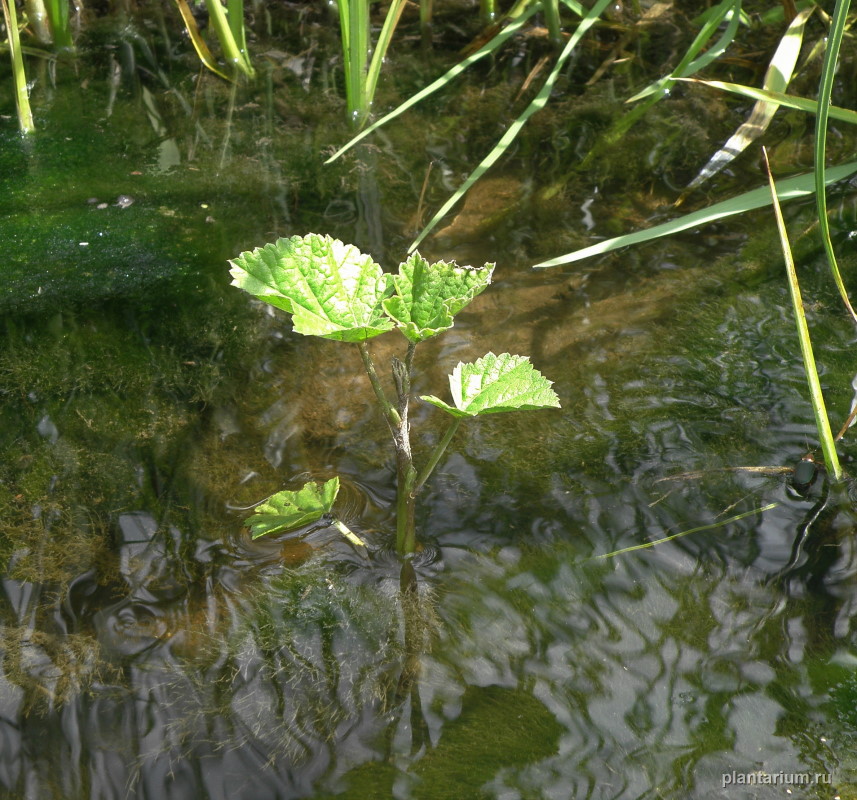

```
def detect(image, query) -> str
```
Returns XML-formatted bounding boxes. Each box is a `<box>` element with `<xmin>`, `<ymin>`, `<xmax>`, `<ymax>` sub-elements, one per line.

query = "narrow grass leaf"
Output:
<box><xmin>363</xmin><ymin>0</ymin><xmax>408</xmax><ymax>120</ymax></box>
<box><xmin>686</xmin><ymin>6</ymin><xmax>813</xmax><ymax>192</ymax></box>
<box><xmin>44</xmin><ymin>0</ymin><xmax>72</xmax><ymax>49</ymax></box>
<box><xmin>226</xmin><ymin>0</ymin><xmax>251</xmax><ymax>64</ymax></box>
<box><xmin>324</xmin><ymin>6</ymin><xmax>538</xmax><ymax>163</ymax></box>
<box><xmin>203</xmin><ymin>0</ymin><xmax>254</xmax><ymax>78</ymax></box>
<box><xmin>814</xmin><ymin>0</ymin><xmax>856</xmax><ymax>323</ymax></box>
<box><xmin>626</xmin><ymin>0</ymin><xmax>740</xmax><ymax>104</ymax></box>
<box><xmin>174</xmin><ymin>0</ymin><xmax>232</xmax><ymax>81</ymax></box>
<box><xmin>588</xmin><ymin>0</ymin><xmax>741</xmax><ymax>154</ymax></box>
<box><xmin>593</xmin><ymin>503</ymin><xmax>779</xmax><ymax>560</ymax></box>
<box><xmin>533</xmin><ymin>160</ymin><xmax>857</xmax><ymax>268</ymax></box>
<box><xmin>409</xmin><ymin>0</ymin><xmax>613</xmax><ymax>252</ymax></box>
<box><xmin>1</xmin><ymin>0</ymin><xmax>35</xmax><ymax>132</ymax></box>
<box><xmin>764</xmin><ymin>149</ymin><xmax>842</xmax><ymax>481</ymax></box>
<box><xmin>680</xmin><ymin>79</ymin><xmax>857</xmax><ymax>127</ymax></box>
<box><xmin>559</xmin><ymin>0</ymin><xmax>586</xmax><ymax>16</ymax></box>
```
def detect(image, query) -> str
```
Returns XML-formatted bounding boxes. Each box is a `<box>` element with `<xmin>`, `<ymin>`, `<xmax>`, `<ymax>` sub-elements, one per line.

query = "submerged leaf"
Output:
<box><xmin>229</xmin><ymin>234</ymin><xmax>394</xmax><ymax>341</ymax></box>
<box><xmin>382</xmin><ymin>253</ymin><xmax>494</xmax><ymax>342</ymax></box>
<box><xmin>247</xmin><ymin>477</ymin><xmax>340</xmax><ymax>540</ymax></box>
<box><xmin>421</xmin><ymin>352</ymin><xmax>560</xmax><ymax>417</ymax></box>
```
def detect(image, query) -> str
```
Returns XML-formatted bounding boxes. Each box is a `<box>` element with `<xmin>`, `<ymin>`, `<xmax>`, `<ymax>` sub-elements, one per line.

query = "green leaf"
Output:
<box><xmin>229</xmin><ymin>233</ymin><xmax>394</xmax><ymax>341</ymax></box>
<box><xmin>685</xmin><ymin>6</ymin><xmax>814</xmax><ymax>192</ymax></box>
<box><xmin>324</xmin><ymin>8</ymin><xmax>539</xmax><ymax>164</ymax></box>
<box><xmin>421</xmin><ymin>352</ymin><xmax>560</xmax><ymax>417</ymax></box>
<box><xmin>532</xmin><ymin>159</ymin><xmax>857</xmax><ymax>268</ymax></box>
<box><xmin>679</xmin><ymin>79</ymin><xmax>857</xmax><ymax>127</ymax></box>
<box><xmin>626</xmin><ymin>0</ymin><xmax>740</xmax><ymax>104</ymax></box>
<box><xmin>382</xmin><ymin>253</ymin><xmax>494</xmax><ymax>342</ymax></box>
<box><xmin>247</xmin><ymin>477</ymin><xmax>340</xmax><ymax>540</ymax></box>
<box><xmin>409</xmin><ymin>0</ymin><xmax>613</xmax><ymax>253</ymax></box>
<box><xmin>764</xmin><ymin>152</ymin><xmax>841</xmax><ymax>480</ymax></box>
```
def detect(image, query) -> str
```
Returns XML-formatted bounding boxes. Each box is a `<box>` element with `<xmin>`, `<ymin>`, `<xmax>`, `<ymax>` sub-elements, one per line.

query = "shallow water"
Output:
<box><xmin>3</xmin><ymin>10</ymin><xmax>857</xmax><ymax>800</ymax></box>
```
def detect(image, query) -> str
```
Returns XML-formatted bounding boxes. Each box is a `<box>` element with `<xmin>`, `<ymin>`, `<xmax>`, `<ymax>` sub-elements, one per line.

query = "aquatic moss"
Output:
<box><xmin>325</xmin><ymin>684</ymin><xmax>563</xmax><ymax>799</ymax></box>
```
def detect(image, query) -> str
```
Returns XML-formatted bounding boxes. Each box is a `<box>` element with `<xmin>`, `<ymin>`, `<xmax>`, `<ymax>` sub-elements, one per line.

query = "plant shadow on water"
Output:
<box><xmin>7</xmin><ymin>6</ymin><xmax>857</xmax><ymax>800</ymax></box>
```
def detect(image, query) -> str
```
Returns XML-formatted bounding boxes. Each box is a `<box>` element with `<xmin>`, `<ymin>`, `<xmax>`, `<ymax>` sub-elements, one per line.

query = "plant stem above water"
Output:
<box><xmin>414</xmin><ymin>418</ymin><xmax>462</xmax><ymax>495</ymax></box>
<box><xmin>357</xmin><ymin>341</ymin><xmax>401</xmax><ymax>430</ymax></box>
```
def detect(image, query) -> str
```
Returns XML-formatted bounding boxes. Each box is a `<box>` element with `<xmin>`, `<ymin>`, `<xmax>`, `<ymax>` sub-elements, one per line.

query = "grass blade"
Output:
<box><xmin>174</xmin><ymin>0</ymin><xmax>233</xmax><ymax>81</ymax></box>
<box><xmin>686</xmin><ymin>6</ymin><xmax>814</xmax><ymax>192</ymax></box>
<box><xmin>363</xmin><ymin>0</ymin><xmax>408</xmax><ymax>122</ymax></box>
<box><xmin>764</xmin><ymin>148</ymin><xmax>842</xmax><ymax>481</ymax></box>
<box><xmin>324</xmin><ymin>7</ymin><xmax>539</xmax><ymax>163</ymax></box>
<box><xmin>532</xmin><ymin>159</ymin><xmax>857</xmax><ymax>268</ymax></box>
<box><xmin>26</xmin><ymin>0</ymin><xmax>53</xmax><ymax>45</ymax></box>
<box><xmin>541</xmin><ymin>0</ymin><xmax>562</xmax><ymax>44</ymax></box>
<box><xmin>1</xmin><ymin>0</ymin><xmax>35</xmax><ymax>132</ymax></box>
<box><xmin>814</xmin><ymin>0</ymin><xmax>855</xmax><ymax>323</ymax></box>
<box><xmin>44</xmin><ymin>0</ymin><xmax>72</xmax><ymax>49</ymax></box>
<box><xmin>227</xmin><ymin>0</ymin><xmax>251</xmax><ymax>65</ymax></box>
<box><xmin>581</xmin><ymin>0</ymin><xmax>742</xmax><ymax>165</ymax></box>
<box><xmin>678</xmin><ymin>79</ymin><xmax>857</xmax><ymax>127</ymax></box>
<box><xmin>203</xmin><ymin>0</ymin><xmax>254</xmax><ymax>78</ymax></box>
<box><xmin>593</xmin><ymin>503</ymin><xmax>779</xmax><ymax>560</ymax></box>
<box><xmin>626</xmin><ymin>0</ymin><xmax>741</xmax><ymax>104</ymax></box>
<box><xmin>559</xmin><ymin>0</ymin><xmax>586</xmax><ymax>15</ymax></box>
<box><xmin>409</xmin><ymin>0</ymin><xmax>613</xmax><ymax>252</ymax></box>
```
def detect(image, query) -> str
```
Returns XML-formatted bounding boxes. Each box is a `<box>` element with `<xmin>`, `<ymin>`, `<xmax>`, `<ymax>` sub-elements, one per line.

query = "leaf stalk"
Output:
<box><xmin>413</xmin><ymin>418</ymin><xmax>462</xmax><ymax>496</ymax></box>
<box><xmin>357</xmin><ymin>341</ymin><xmax>401</xmax><ymax>430</ymax></box>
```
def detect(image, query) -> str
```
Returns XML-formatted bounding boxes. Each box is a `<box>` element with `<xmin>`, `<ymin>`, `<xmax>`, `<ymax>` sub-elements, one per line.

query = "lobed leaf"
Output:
<box><xmin>229</xmin><ymin>233</ymin><xmax>394</xmax><ymax>341</ymax></box>
<box><xmin>247</xmin><ymin>477</ymin><xmax>340</xmax><ymax>540</ymax></box>
<box><xmin>421</xmin><ymin>352</ymin><xmax>560</xmax><ymax>417</ymax></box>
<box><xmin>382</xmin><ymin>253</ymin><xmax>494</xmax><ymax>342</ymax></box>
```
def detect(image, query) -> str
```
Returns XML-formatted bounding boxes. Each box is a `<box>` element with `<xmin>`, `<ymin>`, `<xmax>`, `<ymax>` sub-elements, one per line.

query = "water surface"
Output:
<box><xmin>2</xmin><ymin>11</ymin><xmax>857</xmax><ymax>799</ymax></box>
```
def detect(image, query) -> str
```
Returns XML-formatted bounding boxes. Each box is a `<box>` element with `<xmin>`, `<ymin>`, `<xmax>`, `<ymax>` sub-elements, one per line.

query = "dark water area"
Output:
<box><xmin>4</xmin><ymin>6</ymin><xmax>857</xmax><ymax>799</ymax></box>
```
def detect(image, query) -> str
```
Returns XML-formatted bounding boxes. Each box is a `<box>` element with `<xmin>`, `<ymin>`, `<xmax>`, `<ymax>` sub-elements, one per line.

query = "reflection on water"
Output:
<box><xmin>6</xmin><ymin>476</ymin><xmax>857</xmax><ymax>798</ymax></box>
<box><xmin>5</xmin><ymin>13</ymin><xmax>857</xmax><ymax>800</ymax></box>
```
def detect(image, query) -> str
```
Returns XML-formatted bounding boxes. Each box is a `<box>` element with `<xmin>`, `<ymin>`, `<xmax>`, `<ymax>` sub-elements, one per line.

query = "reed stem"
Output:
<box><xmin>1</xmin><ymin>0</ymin><xmax>35</xmax><ymax>133</ymax></box>
<box><xmin>204</xmin><ymin>0</ymin><xmax>255</xmax><ymax>78</ymax></box>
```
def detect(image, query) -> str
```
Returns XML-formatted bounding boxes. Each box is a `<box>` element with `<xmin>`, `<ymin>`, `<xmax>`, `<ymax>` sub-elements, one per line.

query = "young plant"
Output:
<box><xmin>229</xmin><ymin>233</ymin><xmax>560</xmax><ymax>555</ymax></box>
